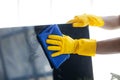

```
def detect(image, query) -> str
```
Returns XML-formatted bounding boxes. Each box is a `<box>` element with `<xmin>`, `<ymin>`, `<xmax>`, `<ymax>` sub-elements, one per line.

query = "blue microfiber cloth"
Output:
<box><xmin>37</xmin><ymin>24</ymin><xmax>70</xmax><ymax>69</ymax></box>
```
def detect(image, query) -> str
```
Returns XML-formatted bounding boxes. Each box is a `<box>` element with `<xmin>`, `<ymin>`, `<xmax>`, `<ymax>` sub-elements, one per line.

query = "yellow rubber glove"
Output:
<box><xmin>67</xmin><ymin>14</ymin><xmax>104</xmax><ymax>27</ymax></box>
<box><xmin>46</xmin><ymin>35</ymin><xmax>96</xmax><ymax>57</ymax></box>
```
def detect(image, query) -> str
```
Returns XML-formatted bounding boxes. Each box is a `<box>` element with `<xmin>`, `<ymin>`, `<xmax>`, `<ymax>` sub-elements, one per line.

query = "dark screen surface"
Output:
<box><xmin>35</xmin><ymin>24</ymin><xmax>94</xmax><ymax>80</ymax></box>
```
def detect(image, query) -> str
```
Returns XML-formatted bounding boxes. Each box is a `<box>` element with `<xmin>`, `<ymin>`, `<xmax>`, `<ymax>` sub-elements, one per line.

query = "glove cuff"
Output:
<box><xmin>87</xmin><ymin>14</ymin><xmax>104</xmax><ymax>27</ymax></box>
<box><xmin>74</xmin><ymin>39</ymin><xmax>96</xmax><ymax>56</ymax></box>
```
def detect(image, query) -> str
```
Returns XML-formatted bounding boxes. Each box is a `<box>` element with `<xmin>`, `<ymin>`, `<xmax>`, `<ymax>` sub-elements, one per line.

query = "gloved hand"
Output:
<box><xmin>46</xmin><ymin>35</ymin><xmax>96</xmax><ymax>57</ymax></box>
<box><xmin>67</xmin><ymin>14</ymin><xmax>104</xmax><ymax>27</ymax></box>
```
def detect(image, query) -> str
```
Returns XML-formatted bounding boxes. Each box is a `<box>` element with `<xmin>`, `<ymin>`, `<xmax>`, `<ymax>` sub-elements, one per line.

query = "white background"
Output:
<box><xmin>0</xmin><ymin>0</ymin><xmax>120</xmax><ymax>80</ymax></box>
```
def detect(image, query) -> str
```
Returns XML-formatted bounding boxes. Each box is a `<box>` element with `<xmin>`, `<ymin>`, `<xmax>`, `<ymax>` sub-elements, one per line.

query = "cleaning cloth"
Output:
<box><xmin>37</xmin><ymin>24</ymin><xmax>70</xmax><ymax>69</ymax></box>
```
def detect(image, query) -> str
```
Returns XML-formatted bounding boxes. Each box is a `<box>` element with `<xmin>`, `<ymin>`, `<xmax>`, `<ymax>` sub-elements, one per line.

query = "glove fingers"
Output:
<box><xmin>46</xmin><ymin>39</ymin><xmax>62</xmax><ymax>45</ymax></box>
<box><xmin>48</xmin><ymin>35</ymin><xmax>62</xmax><ymax>40</ymax></box>
<box><xmin>67</xmin><ymin>19</ymin><xmax>75</xmax><ymax>23</ymax></box>
<box><xmin>47</xmin><ymin>46</ymin><xmax>61</xmax><ymax>51</ymax></box>
<box><xmin>73</xmin><ymin>23</ymin><xmax>88</xmax><ymax>27</ymax></box>
<box><xmin>67</xmin><ymin>14</ymin><xmax>89</xmax><ymax>27</ymax></box>
<box><xmin>51</xmin><ymin>52</ymin><xmax>62</xmax><ymax>57</ymax></box>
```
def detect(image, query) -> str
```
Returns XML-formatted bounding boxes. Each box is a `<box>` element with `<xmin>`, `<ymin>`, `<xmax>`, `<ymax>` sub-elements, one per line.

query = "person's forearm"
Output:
<box><xmin>96</xmin><ymin>37</ymin><xmax>120</xmax><ymax>54</ymax></box>
<box><xmin>102</xmin><ymin>15</ymin><xmax>120</xmax><ymax>30</ymax></box>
